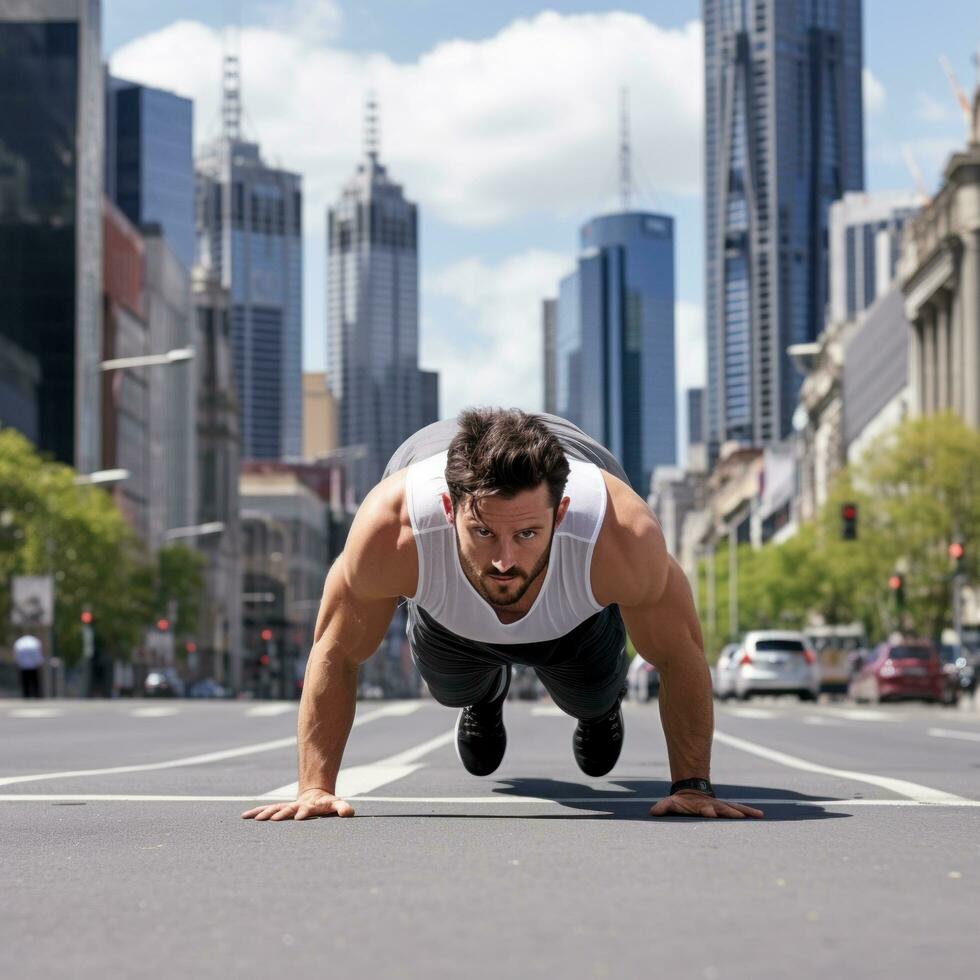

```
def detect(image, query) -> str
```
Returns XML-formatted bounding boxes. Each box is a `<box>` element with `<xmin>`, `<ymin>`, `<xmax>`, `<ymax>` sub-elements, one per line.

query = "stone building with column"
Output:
<box><xmin>899</xmin><ymin>90</ymin><xmax>980</xmax><ymax>426</ymax></box>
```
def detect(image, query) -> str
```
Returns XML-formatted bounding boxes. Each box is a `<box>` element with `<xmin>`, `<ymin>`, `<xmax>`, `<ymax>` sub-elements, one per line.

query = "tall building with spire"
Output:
<box><xmin>703</xmin><ymin>0</ymin><xmax>864</xmax><ymax>455</ymax></box>
<box><xmin>546</xmin><ymin>89</ymin><xmax>676</xmax><ymax>494</ymax></box>
<box><xmin>326</xmin><ymin>96</ymin><xmax>437</xmax><ymax>499</ymax></box>
<box><xmin>195</xmin><ymin>51</ymin><xmax>303</xmax><ymax>460</ymax></box>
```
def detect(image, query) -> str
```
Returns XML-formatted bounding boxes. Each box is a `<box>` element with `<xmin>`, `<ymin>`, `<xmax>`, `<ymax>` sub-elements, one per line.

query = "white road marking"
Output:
<box><xmin>0</xmin><ymin>701</ymin><xmax>424</xmax><ymax>788</ymax></box>
<box><xmin>824</xmin><ymin>708</ymin><xmax>897</xmax><ymax>722</ymax></box>
<box><xmin>723</xmin><ymin>708</ymin><xmax>777</xmax><ymax>719</ymax></box>
<box><xmin>714</xmin><ymin>729</ymin><xmax>966</xmax><ymax>804</ymax></box>
<box><xmin>262</xmin><ymin>729</ymin><xmax>455</xmax><ymax>799</ymax></box>
<box><xmin>245</xmin><ymin>704</ymin><xmax>295</xmax><ymax>717</ymax></box>
<box><xmin>928</xmin><ymin>727</ymin><xmax>980</xmax><ymax>742</ymax></box>
<box><xmin>803</xmin><ymin>716</ymin><xmax>846</xmax><ymax>726</ymax></box>
<box><xmin>0</xmin><ymin>794</ymin><xmax>979</xmax><ymax>808</ymax></box>
<box><xmin>531</xmin><ymin>706</ymin><xmax>566</xmax><ymax>717</ymax></box>
<box><xmin>130</xmin><ymin>707</ymin><xmax>180</xmax><ymax>718</ymax></box>
<box><xmin>9</xmin><ymin>708</ymin><xmax>63</xmax><ymax>718</ymax></box>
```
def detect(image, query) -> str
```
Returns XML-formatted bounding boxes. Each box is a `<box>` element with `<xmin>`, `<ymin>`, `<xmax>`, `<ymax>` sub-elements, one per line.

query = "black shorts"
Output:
<box><xmin>407</xmin><ymin>602</ymin><xmax>628</xmax><ymax>720</ymax></box>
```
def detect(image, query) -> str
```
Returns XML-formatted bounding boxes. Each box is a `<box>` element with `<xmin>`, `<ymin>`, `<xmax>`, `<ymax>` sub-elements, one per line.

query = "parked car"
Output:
<box><xmin>627</xmin><ymin>655</ymin><xmax>660</xmax><ymax>703</ymax></box>
<box><xmin>849</xmin><ymin>640</ymin><xmax>953</xmax><ymax>705</ymax></box>
<box><xmin>712</xmin><ymin>643</ymin><xmax>742</xmax><ymax>700</ymax></box>
<box><xmin>726</xmin><ymin>631</ymin><xmax>819</xmax><ymax>702</ymax></box>
<box><xmin>188</xmin><ymin>678</ymin><xmax>227</xmax><ymax>699</ymax></box>
<box><xmin>144</xmin><ymin>668</ymin><xmax>185</xmax><ymax>698</ymax></box>
<box><xmin>511</xmin><ymin>664</ymin><xmax>544</xmax><ymax>701</ymax></box>
<box><xmin>939</xmin><ymin>646</ymin><xmax>975</xmax><ymax>697</ymax></box>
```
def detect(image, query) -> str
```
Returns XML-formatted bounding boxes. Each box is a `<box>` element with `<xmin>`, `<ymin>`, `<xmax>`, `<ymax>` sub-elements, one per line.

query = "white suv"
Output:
<box><xmin>730</xmin><ymin>631</ymin><xmax>819</xmax><ymax>702</ymax></box>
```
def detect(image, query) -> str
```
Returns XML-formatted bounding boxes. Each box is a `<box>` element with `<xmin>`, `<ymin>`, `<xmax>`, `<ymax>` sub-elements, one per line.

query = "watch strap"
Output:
<box><xmin>670</xmin><ymin>777</ymin><xmax>715</xmax><ymax>798</ymax></box>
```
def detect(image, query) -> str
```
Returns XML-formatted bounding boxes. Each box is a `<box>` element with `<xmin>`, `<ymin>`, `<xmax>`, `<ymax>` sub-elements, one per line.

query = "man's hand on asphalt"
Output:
<box><xmin>649</xmin><ymin>790</ymin><xmax>764</xmax><ymax>819</ymax></box>
<box><xmin>241</xmin><ymin>787</ymin><xmax>355</xmax><ymax>821</ymax></box>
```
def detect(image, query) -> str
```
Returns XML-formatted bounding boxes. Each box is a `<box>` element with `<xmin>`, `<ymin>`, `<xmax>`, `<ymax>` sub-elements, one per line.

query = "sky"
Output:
<box><xmin>104</xmin><ymin>0</ymin><xmax>980</xmax><ymax>450</ymax></box>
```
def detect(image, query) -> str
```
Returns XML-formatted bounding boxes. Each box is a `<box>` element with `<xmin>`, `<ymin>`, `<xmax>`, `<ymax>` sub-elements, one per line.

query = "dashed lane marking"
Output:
<box><xmin>531</xmin><ymin>706</ymin><xmax>566</xmax><ymax>717</ymax></box>
<box><xmin>928</xmin><ymin>728</ymin><xmax>980</xmax><ymax>742</ymax></box>
<box><xmin>714</xmin><ymin>729</ymin><xmax>966</xmax><ymax>804</ymax></box>
<box><xmin>803</xmin><ymin>716</ymin><xmax>846</xmax><ymax>726</ymax></box>
<box><xmin>823</xmin><ymin>708</ymin><xmax>898</xmax><ymax>722</ymax></box>
<box><xmin>722</xmin><ymin>708</ymin><xmax>777</xmax><ymax>719</ymax></box>
<box><xmin>245</xmin><ymin>704</ymin><xmax>296</xmax><ymax>717</ymax></box>
<box><xmin>130</xmin><ymin>707</ymin><xmax>180</xmax><ymax>718</ymax></box>
<box><xmin>8</xmin><ymin>708</ymin><xmax>63</xmax><ymax>719</ymax></box>
<box><xmin>0</xmin><ymin>701</ymin><xmax>424</xmax><ymax>788</ymax></box>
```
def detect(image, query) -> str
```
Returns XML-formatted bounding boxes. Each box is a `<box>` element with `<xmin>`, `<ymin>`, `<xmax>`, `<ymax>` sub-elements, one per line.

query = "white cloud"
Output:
<box><xmin>422</xmin><ymin>250</ymin><xmax>574</xmax><ymax>418</ymax></box>
<box><xmin>862</xmin><ymin>67</ymin><xmax>886</xmax><ymax>116</ymax></box>
<box><xmin>110</xmin><ymin>12</ymin><xmax>704</xmax><ymax>230</ymax></box>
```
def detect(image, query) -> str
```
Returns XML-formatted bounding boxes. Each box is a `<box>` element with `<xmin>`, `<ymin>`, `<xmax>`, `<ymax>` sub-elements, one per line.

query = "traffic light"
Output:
<box><xmin>949</xmin><ymin>541</ymin><xmax>965</xmax><ymax>576</ymax></box>
<box><xmin>185</xmin><ymin>641</ymin><xmax>197</xmax><ymax>655</ymax></box>
<box><xmin>156</xmin><ymin>618</ymin><xmax>170</xmax><ymax>632</ymax></box>
<box><xmin>888</xmin><ymin>573</ymin><xmax>905</xmax><ymax>609</ymax></box>
<box><xmin>841</xmin><ymin>503</ymin><xmax>858</xmax><ymax>540</ymax></box>
<box><xmin>260</xmin><ymin>628</ymin><xmax>273</xmax><ymax>642</ymax></box>
<box><xmin>80</xmin><ymin>609</ymin><xmax>93</xmax><ymax>625</ymax></box>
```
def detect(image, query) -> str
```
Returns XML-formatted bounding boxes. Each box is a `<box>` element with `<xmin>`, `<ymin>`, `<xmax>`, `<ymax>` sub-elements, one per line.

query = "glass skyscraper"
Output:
<box><xmin>554</xmin><ymin>212</ymin><xmax>676</xmax><ymax>494</ymax></box>
<box><xmin>196</xmin><ymin>139</ymin><xmax>303</xmax><ymax>461</ymax></box>
<box><xmin>0</xmin><ymin>1</ymin><xmax>103</xmax><ymax>473</ymax></box>
<box><xmin>703</xmin><ymin>0</ymin><xmax>864</xmax><ymax>452</ymax></box>
<box><xmin>106</xmin><ymin>77</ymin><xmax>195</xmax><ymax>271</ymax></box>
<box><xmin>327</xmin><ymin>131</ymin><xmax>435</xmax><ymax>499</ymax></box>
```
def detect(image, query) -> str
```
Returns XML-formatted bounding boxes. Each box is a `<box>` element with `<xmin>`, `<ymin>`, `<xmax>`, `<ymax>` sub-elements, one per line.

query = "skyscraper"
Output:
<box><xmin>327</xmin><ymin>99</ymin><xmax>435</xmax><ymax>499</ymax></box>
<box><xmin>106</xmin><ymin>77</ymin><xmax>195</xmax><ymax>271</ymax></box>
<box><xmin>687</xmin><ymin>387</ymin><xmax>705</xmax><ymax>447</ymax></box>
<box><xmin>828</xmin><ymin>190</ymin><xmax>919</xmax><ymax>325</ymax></box>
<box><xmin>195</xmin><ymin>55</ymin><xmax>302</xmax><ymax>461</ymax></box>
<box><xmin>0</xmin><ymin>1</ymin><xmax>103</xmax><ymax>473</ymax></box>
<box><xmin>555</xmin><ymin>212</ymin><xmax>676</xmax><ymax>494</ymax></box>
<box><xmin>703</xmin><ymin>0</ymin><xmax>864</xmax><ymax>453</ymax></box>
<box><xmin>542</xmin><ymin>298</ymin><xmax>558</xmax><ymax>415</ymax></box>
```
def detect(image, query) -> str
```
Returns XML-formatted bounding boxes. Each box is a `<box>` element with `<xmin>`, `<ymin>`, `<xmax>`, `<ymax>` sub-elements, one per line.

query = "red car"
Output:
<box><xmin>849</xmin><ymin>640</ymin><xmax>954</xmax><ymax>704</ymax></box>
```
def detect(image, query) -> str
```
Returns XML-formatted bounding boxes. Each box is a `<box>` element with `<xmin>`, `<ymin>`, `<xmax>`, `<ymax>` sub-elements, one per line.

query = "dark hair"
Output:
<box><xmin>445</xmin><ymin>408</ymin><xmax>570</xmax><ymax>514</ymax></box>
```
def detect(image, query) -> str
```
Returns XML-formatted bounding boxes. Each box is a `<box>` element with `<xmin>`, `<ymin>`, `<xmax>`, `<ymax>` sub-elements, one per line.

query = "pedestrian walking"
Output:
<box><xmin>13</xmin><ymin>632</ymin><xmax>44</xmax><ymax>698</ymax></box>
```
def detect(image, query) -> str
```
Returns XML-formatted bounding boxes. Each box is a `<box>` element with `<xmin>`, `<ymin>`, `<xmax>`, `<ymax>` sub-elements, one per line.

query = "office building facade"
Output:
<box><xmin>554</xmin><ymin>212</ymin><xmax>676</xmax><ymax>494</ymax></box>
<box><xmin>327</xmin><ymin>136</ymin><xmax>435</xmax><ymax>498</ymax></box>
<box><xmin>106</xmin><ymin>77</ymin><xmax>195</xmax><ymax>271</ymax></box>
<box><xmin>0</xmin><ymin>1</ymin><xmax>103</xmax><ymax>472</ymax></box>
<box><xmin>687</xmin><ymin>387</ymin><xmax>705</xmax><ymax>447</ymax></box>
<box><xmin>196</xmin><ymin>139</ymin><xmax>303</xmax><ymax>461</ymax></box>
<box><xmin>829</xmin><ymin>190</ymin><xmax>919</xmax><ymax>325</ymax></box>
<box><xmin>542</xmin><ymin>298</ymin><xmax>558</xmax><ymax>415</ymax></box>
<box><xmin>703</xmin><ymin>0</ymin><xmax>864</xmax><ymax>452</ymax></box>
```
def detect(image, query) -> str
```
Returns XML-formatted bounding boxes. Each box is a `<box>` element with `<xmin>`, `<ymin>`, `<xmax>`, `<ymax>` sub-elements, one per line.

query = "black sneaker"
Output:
<box><xmin>455</xmin><ymin>666</ymin><xmax>511</xmax><ymax>777</ymax></box>
<box><xmin>573</xmin><ymin>689</ymin><xmax>626</xmax><ymax>777</ymax></box>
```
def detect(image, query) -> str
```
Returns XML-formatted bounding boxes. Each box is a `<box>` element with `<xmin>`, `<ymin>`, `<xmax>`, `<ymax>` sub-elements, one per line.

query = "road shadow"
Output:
<box><xmin>470</xmin><ymin>777</ymin><xmax>851</xmax><ymax>822</ymax></box>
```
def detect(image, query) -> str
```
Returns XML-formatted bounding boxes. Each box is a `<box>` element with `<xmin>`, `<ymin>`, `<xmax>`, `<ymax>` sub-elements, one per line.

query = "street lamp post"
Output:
<box><xmin>99</xmin><ymin>347</ymin><xmax>194</xmax><ymax>372</ymax></box>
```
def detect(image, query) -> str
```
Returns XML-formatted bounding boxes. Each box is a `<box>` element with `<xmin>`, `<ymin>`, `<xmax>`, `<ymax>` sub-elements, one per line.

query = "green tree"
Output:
<box><xmin>0</xmin><ymin>428</ymin><xmax>155</xmax><ymax>665</ymax></box>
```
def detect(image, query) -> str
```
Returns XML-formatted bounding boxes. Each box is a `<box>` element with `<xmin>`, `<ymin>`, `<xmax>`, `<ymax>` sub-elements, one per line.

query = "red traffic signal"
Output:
<box><xmin>156</xmin><ymin>618</ymin><xmax>170</xmax><ymax>632</ymax></box>
<box><xmin>841</xmin><ymin>505</ymin><xmax>857</xmax><ymax>520</ymax></box>
<box><xmin>258</xmin><ymin>654</ymin><xmax>271</xmax><ymax>666</ymax></box>
<box><xmin>888</xmin><ymin>574</ymin><xmax>903</xmax><ymax>591</ymax></box>
<box><xmin>80</xmin><ymin>610</ymin><xmax>93</xmax><ymax>625</ymax></box>
<box><xmin>948</xmin><ymin>542</ymin><xmax>964</xmax><ymax>560</ymax></box>
<box><xmin>185</xmin><ymin>641</ymin><xmax>197</xmax><ymax>654</ymax></box>
<box><xmin>840</xmin><ymin>503</ymin><xmax>858</xmax><ymax>540</ymax></box>
<box><xmin>260</xmin><ymin>628</ymin><xmax>273</xmax><ymax>642</ymax></box>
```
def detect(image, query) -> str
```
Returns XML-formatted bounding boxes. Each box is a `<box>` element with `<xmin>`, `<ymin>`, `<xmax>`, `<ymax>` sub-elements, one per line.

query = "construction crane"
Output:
<box><xmin>901</xmin><ymin>145</ymin><xmax>929</xmax><ymax>205</ymax></box>
<box><xmin>939</xmin><ymin>54</ymin><xmax>972</xmax><ymax>128</ymax></box>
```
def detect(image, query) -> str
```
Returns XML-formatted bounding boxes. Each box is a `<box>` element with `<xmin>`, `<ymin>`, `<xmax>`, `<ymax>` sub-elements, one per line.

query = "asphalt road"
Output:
<box><xmin>2</xmin><ymin>693</ymin><xmax>979</xmax><ymax>979</ymax></box>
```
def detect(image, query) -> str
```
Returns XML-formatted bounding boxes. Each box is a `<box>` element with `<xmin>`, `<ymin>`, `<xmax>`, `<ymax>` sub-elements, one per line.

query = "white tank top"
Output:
<box><xmin>405</xmin><ymin>451</ymin><xmax>608</xmax><ymax>644</ymax></box>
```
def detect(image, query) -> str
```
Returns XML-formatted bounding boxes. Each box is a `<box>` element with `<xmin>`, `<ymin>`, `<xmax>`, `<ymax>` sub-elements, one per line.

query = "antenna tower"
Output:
<box><xmin>365</xmin><ymin>91</ymin><xmax>380</xmax><ymax>160</ymax></box>
<box><xmin>222</xmin><ymin>25</ymin><xmax>242</xmax><ymax>141</ymax></box>
<box><xmin>619</xmin><ymin>87</ymin><xmax>632</xmax><ymax>212</ymax></box>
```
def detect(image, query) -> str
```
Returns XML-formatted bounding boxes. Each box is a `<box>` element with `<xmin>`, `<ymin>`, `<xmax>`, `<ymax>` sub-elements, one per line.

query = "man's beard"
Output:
<box><xmin>453</xmin><ymin>523</ymin><xmax>556</xmax><ymax>608</ymax></box>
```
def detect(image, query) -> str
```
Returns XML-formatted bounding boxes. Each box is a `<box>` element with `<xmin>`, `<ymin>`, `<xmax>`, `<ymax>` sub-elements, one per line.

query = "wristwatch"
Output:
<box><xmin>670</xmin><ymin>777</ymin><xmax>715</xmax><ymax>798</ymax></box>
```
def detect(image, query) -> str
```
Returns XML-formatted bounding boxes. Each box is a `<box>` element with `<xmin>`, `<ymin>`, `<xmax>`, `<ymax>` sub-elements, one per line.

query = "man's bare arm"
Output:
<box><xmin>608</xmin><ymin>495</ymin><xmax>763</xmax><ymax>818</ymax></box>
<box><xmin>243</xmin><ymin>476</ymin><xmax>412</xmax><ymax>821</ymax></box>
